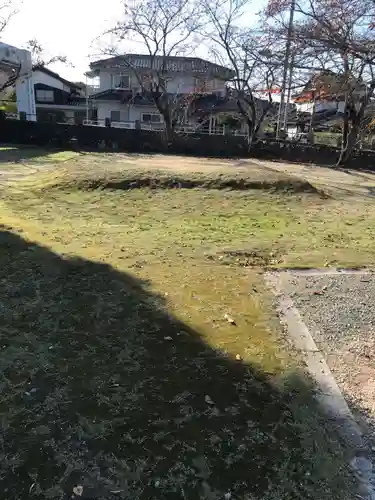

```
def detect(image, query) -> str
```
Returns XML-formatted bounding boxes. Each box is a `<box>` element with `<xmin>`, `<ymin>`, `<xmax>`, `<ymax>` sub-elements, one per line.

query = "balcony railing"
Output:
<box><xmin>85</xmin><ymin>85</ymin><xmax>101</xmax><ymax>97</ymax></box>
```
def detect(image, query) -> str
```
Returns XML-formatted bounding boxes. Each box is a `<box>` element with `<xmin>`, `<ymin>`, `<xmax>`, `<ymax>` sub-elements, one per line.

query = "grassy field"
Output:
<box><xmin>1</xmin><ymin>150</ymin><xmax>373</xmax><ymax>499</ymax></box>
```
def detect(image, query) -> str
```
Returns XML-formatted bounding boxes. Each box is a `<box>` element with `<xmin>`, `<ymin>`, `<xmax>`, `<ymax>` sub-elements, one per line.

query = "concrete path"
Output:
<box><xmin>267</xmin><ymin>269</ymin><xmax>375</xmax><ymax>500</ymax></box>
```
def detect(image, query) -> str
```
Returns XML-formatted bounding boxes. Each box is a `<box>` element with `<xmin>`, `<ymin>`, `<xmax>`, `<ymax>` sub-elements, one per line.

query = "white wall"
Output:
<box><xmin>97</xmin><ymin>101</ymin><xmax>160</xmax><ymax>122</ymax></box>
<box><xmin>295</xmin><ymin>100</ymin><xmax>343</xmax><ymax>114</ymax></box>
<box><xmin>167</xmin><ymin>75</ymin><xmax>195</xmax><ymax>93</ymax></box>
<box><xmin>32</xmin><ymin>70</ymin><xmax>72</xmax><ymax>93</ymax></box>
<box><xmin>129</xmin><ymin>105</ymin><xmax>161</xmax><ymax>122</ymax></box>
<box><xmin>97</xmin><ymin>101</ymin><xmax>129</xmax><ymax>121</ymax></box>
<box><xmin>99</xmin><ymin>71</ymin><xmax>112</xmax><ymax>92</ymax></box>
<box><xmin>98</xmin><ymin>69</ymin><xmax>226</xmax><ymax>95</ymax></box>
<box><xmin>16</xmin><ymin>75</ymin><xmax>36</xmax><ymax>120</ymax></box>
<box><xmin>0</xmin><ymin>42</ymin><xmax>36</xmax><ymax>121</ymax></box>
<box><xmin>295</xmin><ymin>102</ymin><xmax>313</xmax><ymax>113</ymax></box>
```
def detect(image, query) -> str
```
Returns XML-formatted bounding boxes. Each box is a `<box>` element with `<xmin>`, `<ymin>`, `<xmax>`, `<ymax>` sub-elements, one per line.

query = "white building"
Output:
<box><xmin>0</xmin><ymin>41</ymin><xmax>36</xmax><ymax>120</ymax></box>
<box><xmin>294</xmin><ymin>100</ymin><xmax>345</xmax><ymax>114</ymax></box>
<box><xmin>292</xmin><ymin>70</ymin><xmax>366</xmax><ymax>115</ymax></box>
<box><xmin>85</xmin><ymin>54</ymin><xmax>234</xmax><ymax>129</ymax></box>
<box><xmin>32</xmin><ymin>66</ymin><xmax>87</xmax><ymax>124</ymax></box>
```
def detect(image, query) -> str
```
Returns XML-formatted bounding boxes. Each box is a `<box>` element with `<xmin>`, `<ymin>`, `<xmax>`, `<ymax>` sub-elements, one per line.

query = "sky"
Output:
<box><xmin>3</xmin><ymin>0</ymin><xmax>124</xmax><ymax>82</ymax></box>
<box><xmin>2</xmin><ymin>0</ymin><xmax>265</xmax><ymax>83</ymax></box>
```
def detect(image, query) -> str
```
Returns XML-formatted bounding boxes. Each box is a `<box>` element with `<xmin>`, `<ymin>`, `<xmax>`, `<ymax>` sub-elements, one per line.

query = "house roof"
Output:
<box><xmin>293</xmin><ymin>70</ymin><xmax>367</xmax><ymax>103</ymax></box>
<box><xmin>33</xmin><ymin>65</ymin><xmax>82</xmax><ymax>90</ymax></box>
<box><xmin>285</xmin><ymin>108</ymin><xmax>343</xmax><ymax>127</ymax></box>
<box><xmin>192</xmin><ymin>92</ymin><xmax>278</xmax><ymax>116</ymax></box>
<box><xmin>90</xmin><ymin>89</ymin><xmax>278</xmax><ymax>118</ymax></box>
<box><xmin>89</xmin><ymin>54</ymin><xmax>235</xmax><ymax>80</ymax></box>
<box><xmin>90</xmin><ymin>89</ymin><xmax>156</xmax><ymax>105</ymax></box>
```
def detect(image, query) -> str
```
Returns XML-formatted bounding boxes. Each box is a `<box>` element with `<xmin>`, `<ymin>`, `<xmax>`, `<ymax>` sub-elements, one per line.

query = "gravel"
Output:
<box><xmin>282</xmin><ymin>272</ymin><xmax>375</xmax><ymax>451</ymax></box>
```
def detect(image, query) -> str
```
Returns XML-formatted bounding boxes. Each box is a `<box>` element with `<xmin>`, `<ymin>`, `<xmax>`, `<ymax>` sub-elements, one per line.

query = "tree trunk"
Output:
<box><xmin>164</xmin><ymin>121</ymin><xmax>174</xmax><ymax>144</ymax></box>
<box><xmin>336</xmin><ymin>100</ymin><xmax>367</xmax><ymax>167</ymax></box>
<box><xmin>336</xmin><ymin>108</ymin><xmax>350</xmax><ymax>167</ymax></box>
<box><xmin>158</xmin><ymin>108</ymin><xmax>174</xmax><ymax>147</ymax></box>
<box><xmin>236</xmin><ymin>99</ymin><xmax>256</xmax><ymax>151</ymax></box>
<box><xmin>308</xmin><ymin>98</ymin><xmax>316</xmax><ymax>144</ymax></box>
<box><xmin>152</xmin><ymin>94</ymin><xmax>174</xmax><ymax>147</ymax></box>
<box><xmin>336</xmin><ymin>123</ymin><xmax>358</xmax><ymax>166</ymax></box>
<box><xmin>246</xmin><ymin>119</ymin><xmax>254</xmax><ymax>150</ymax></box>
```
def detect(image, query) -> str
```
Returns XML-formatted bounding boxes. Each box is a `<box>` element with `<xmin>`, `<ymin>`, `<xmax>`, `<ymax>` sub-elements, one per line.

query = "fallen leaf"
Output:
<box><xmin>205</xmin><ymin>395</ymin><xmax>215</xmax><ymax>405</ymax></box>
<box><xmin>224</xmin><ymin>313</ymin><xmax>236</xmax><ymax>325</ymax></box>
<box><xmin>73</xmin><ymin>485</ymin><xmax>83</xmax><ymax>497</ymax></box>
<box><xmin>313</xmin><ymin>286</ymin><xmax>327</xmax><ymax>295</ymax></box>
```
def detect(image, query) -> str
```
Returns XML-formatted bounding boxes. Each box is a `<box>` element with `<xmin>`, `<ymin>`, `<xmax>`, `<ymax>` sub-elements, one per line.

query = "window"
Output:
<box><xmin>141</xmin><ymin>113</ymin><xmax>161</xmax><ymax>123</ymax></box>
<box><xmin>36</xmin><ymin>90</ymin><xmax>54</xmax><ymax>102</ymax></box>
<box><xmin>74</xmin><ymin>110</ymin><xmax>86</xmax><ymax>125</ymax></box>
<box><xmin>112</xmin><ymin>74</ymin><xmax>130</xmax><ymax>89</ymax></box>
<box><xmin>110</xmin><ymin>110</ymin><xmax>121</xmax><ymax>122</ymax></box>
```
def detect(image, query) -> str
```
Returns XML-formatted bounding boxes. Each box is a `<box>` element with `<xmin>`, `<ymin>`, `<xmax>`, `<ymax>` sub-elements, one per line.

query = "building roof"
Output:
<box><xmin>89</xmin><ymin>54</ymin><xmax>235</xmax><ymax>80</ymax></box>
<box><xmin>192</xmin><ymin>92</ymin><xmax>279</xmax><ymax>117</ymax></box>
<box><xmin>33</xmin><ymin>65</ymin><xmax>82</xmax><ymax>90</ymax></box>
<box><xmin>90</xmin><ymin>89</ymin><xmax>156</xmax><ymax>105</ymax></box>
<box><xmin>293</xmin><ymin>70</ymin><xmax>367</xmax><ymax>103</ymax></box>
<box><xmin>90</xmin><ymin>89</ymin><xmax>277</xmax><ymax>117</ymax></box>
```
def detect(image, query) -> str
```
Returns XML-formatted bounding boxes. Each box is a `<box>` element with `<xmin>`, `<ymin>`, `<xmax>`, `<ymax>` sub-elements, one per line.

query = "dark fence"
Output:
<box><xmin>0</xmin><ymin>118</ymin><xmax>249</xmax><ymax>158</ymax></box>
<box><xmin>1</xmin><ymin>117</ymin><xmax>375</xmax><ymax>170</ymax></box>
<box><xmin>252</xmin><ymin>140</ymin><xmax>375</xmax><ymax>170</ymax></box>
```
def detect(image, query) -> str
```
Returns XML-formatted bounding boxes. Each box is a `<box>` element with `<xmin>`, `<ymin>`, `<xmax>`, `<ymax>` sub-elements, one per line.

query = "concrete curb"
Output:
<box><xmin>265</xmin><ymin>270</ymin><xmax>375</xmax><ymax>500</ymax></box>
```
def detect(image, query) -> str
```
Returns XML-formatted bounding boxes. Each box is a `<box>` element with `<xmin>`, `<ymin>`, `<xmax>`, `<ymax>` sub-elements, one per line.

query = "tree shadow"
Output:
<box><xmin>0</xmin><ymin>145</ymin><xmax>59</xmax><ymax>164</ymax></box>
<box><xmin>0</xmin><ymin>229</ymin><xmax>353</xmax><ymax>500</ymax></box>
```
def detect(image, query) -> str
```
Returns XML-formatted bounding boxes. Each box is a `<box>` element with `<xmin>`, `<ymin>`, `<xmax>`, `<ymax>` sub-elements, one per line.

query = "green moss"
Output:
<box><xmin>0</xmin><ymin>153</ymin><xmax>361</xmax><ymax>498</ymax></box>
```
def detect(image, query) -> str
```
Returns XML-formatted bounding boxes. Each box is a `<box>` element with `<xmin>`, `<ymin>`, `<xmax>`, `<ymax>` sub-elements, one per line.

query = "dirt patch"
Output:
<box><xmin>250</xmin><ymin>158</ymin><xmax>375</xmax><ymax>200</ymax></box>
<box><xmin>207</xmin><ymin>249</ymin><xmax>282</xmax><ymax>267</ymax></box>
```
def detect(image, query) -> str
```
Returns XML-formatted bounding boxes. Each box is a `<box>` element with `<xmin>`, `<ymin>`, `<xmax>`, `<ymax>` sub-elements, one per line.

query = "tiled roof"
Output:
<box><xmin>192</xmin><ymin>93</ymin><xmax>277</xmax><ymax>115</ymax></box>
<box><xmin>293</xmin><ymin>70</ymin><xmax>367</xmax><ymax>103</ymax></box>
<box><xmin>286</xmin><ymin>108</ymin><xmax>342</xmax><ymax>126</ymax></box>
<box><xmin>90</xmin><ymin>90</ymin><xmax>278</xmax><ymax>117</ymax></box>
<box><xmin>89</xmin><ymin>89</ymin><xmax>156</xmax><ymax>105</ymax></box>
<box><xmin>90</xmin><ymin>54</ymin><xmax>234</xmax><ymax>79</ymax></box>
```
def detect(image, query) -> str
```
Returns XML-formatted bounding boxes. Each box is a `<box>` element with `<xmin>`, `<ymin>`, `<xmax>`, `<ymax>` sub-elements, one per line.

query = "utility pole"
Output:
<box><xmin>283</xmin><ymin>53</ymin><xmax>295</xmax><ymax>131</ymax></box>
<box><xmin>276</xmin><ymin>0</ymin><xmax>296</xmax><ymax>139</ymax></box>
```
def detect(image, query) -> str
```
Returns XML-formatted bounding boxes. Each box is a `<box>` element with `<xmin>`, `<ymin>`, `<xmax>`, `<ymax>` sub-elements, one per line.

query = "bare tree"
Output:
<box><xmin>0</xmin><ymin>38</ymin><xmax>71</xmax><ymax>95</ymax></box>
<box><xmin>265</xmin><ymin>0</ymin><xmax>375</xmax><ymax>165</ymax></box>
<box><xmin>0</xmin><ymin>0</ymin><xmax>16</xmax><ymax>36</ymax></box>
<box><xmin>105</xmin><ymin>0</ymin><xmax>203</xmax><ymax>141</ymax></box>
<box><xmin>200</xmin><ymin>0</ymin><xmax>283</xmax><ymax>148</ymax></box>
<box><xmin>0</xmin><ymin>0</ymin><xmax>20</xmax><ymax>93</ymax></box>
<box><xmin>26</xmin><ymin>39</ymin><xmax>70</xmax><ymax>68</ymax></box>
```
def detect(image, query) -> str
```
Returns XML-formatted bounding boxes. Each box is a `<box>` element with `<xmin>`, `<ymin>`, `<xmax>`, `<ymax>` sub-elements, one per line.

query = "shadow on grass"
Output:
<box><xmin>0</xmin><ymin>229</ymin><xmax>352</xmax><ymax>500</ymax></box>
<box><xmin>0</xmin><ymin>146</ymin><xmax>55</xmax><ymax>164</ymax></box>
<box><xmin>0</xmin><ymin>145</ymin><xmax>78</xmax><ymax>165</ymax></box>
